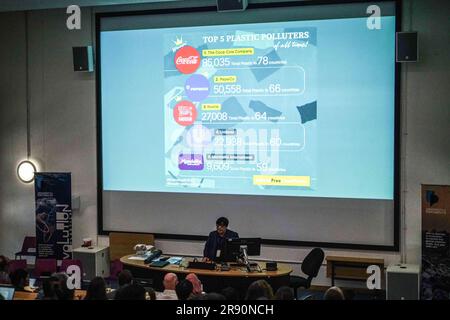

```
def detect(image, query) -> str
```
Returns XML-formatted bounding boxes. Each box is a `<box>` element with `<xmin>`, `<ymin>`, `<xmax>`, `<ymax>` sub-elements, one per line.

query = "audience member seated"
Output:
<box><xmin>323</xmin><ymin>286</ymin><xmax>345</xmax><ymax>300</ymax></box>
<box><xmin>0</xmin><ymin>255</ymin><xmax>11</xmax><ymax>284</ymax></box>
<box><xmin>9</xmin><ymin>268</ymin><xmax>29</xmax><ymax>291</ymax></box>
<box><xmin>186</xmin><ymin>273</ymin><xmax>204</xmax><ymax>297</ymax></box>
<box><xmin>176</xmin><ymin>280</ymin><xmax>194</xmax><ymax>300</ymax></box>
<box><xmin>275</xmin><ymin>286</ymin><xmax>295</xmax><ymax>300</ymax></box>
<box><xmin>52</xmin><ymin>272</ymin><xmax>74</xmax><ymax>300</ymax></box>
<box><xmin>245</xmin><ymin>280</ymin><xmax>274</xmax><ymax>300</ymax></box>
<box><xmin>115</xmin><ymin>283</ymin><xmax>146</xmax><ymax>300</ymax></box>
<box><xmin>38</xmin><ymin>276</ymin><xmax>59</xmax><ymax>300</ymax></box>
<box><xmin>108</xmin><ymin>269</ymin><xmax>133</xmax><ymax>299</ymax></box>
<box><xmin>84</xmin><ymin>277</ymin><xmax>108</xmax><ymax>300</ymax></box>
<box><xmin>221</xmin><ymin>287</ymin><xmax>239</xmax><ymax>300</ymax></box>
<box><xmin>157</xmin><ymin>273</ymin><xmax>178</xmax><ymax>300</ymax></box>
<box><xmin>38</xmin><ymin>275</ymin><xmax>73</xmax><ymax>300</ymax></box>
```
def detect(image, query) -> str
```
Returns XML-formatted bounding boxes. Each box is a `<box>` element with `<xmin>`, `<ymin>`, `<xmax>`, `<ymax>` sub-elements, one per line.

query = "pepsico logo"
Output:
<box><xmin>174</xmin><ymin>46</ymin><xmax>201</xmax><ymax>74</ymax></box>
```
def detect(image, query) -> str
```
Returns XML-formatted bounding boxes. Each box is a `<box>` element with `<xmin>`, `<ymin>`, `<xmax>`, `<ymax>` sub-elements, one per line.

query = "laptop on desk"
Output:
<box><xmin>229</xmin><ymin>262</ymin><xmax>258</xmax><ymax>267</ymax></box>
<box><xmin>0</xmin><ymin>285</ymin><xmax>15</xmax><ymax>300</ymax></box>
<box><xmin>188</xmin><ymin>261</ymin><xmax>216</xmax><ymax>270</ymax></box>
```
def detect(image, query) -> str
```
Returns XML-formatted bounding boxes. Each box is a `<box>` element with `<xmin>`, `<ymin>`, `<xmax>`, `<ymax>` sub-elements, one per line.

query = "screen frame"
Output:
<box><xmin>96</xmin><ymin>0</ymin><xmax>401</xmax><ymax>252</ymax></box>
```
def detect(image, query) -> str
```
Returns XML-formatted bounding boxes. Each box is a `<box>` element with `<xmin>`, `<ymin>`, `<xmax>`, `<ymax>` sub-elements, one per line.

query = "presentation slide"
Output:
<box><xmin>101</xmin><ymin>17</ymin><xmax>395</xmax><ymax>200</ymax></box>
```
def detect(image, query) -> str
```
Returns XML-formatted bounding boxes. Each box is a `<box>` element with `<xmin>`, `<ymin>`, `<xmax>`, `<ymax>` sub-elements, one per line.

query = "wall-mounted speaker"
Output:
<box><xmin>72</xmin><ymin>46</ymin><xmax>94</xmax><ymax>72</ymax></box>
<box><xmin>386</xmin><ymin>264</ymin><xmax>420</xmax><ymax>300</ymax></box>
<box><xmin>396</xmin><ymin>32</ymin><xmax>418</xmax><ymax>62</ymax></box>
<box><xmin>217</xmin><ymin>0</ymin><xmax>248</xmax><ymax>12</ymax></box>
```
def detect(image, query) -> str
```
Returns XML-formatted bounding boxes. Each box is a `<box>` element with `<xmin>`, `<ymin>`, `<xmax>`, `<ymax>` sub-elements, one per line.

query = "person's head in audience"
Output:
<box><xmin>186</xmin><ymin>273</ymin><xmax>203</xmax><ymax>295</ymax></box>
<box><xmin>221</xmin><ymin>287</ymin><xmax>239</xmax><ymax>300</ymax></box>
<box><xmin>245</xmin><ymin>280</ymin><xmax>274</xmax><ymax>300</ymax></box>
<box><xmin>118</xmin><ymin>270</ymin><xmax>133</xmax><ymax>287</ymax></box>
<box><xmin>323</xmin><ymin>286</ymin><xmax>345</xmax><ymax>300</ymax></box>
<box><xmin>147</xmin><ymin>287</ymin><xmax>156</xmax><ymax>300</ymax></box>
<box><xmin>42</xmin><ymin>276</ymin><xmax>59</xmax><ymax>300</ymax></box>
<box><xmin>163</xmin><ymin>272</ymin><xmax>178</xmax><ymax>291</ymax></box>
<box><xmin>9</xmin><ymin>268</ymin><xmax>28</xmax><ymax>291</ymax></box>
<box><xmin>115</xmin><ymin>283</ymin><xmax>146</xmax><ymax>300</ymax></box>
<box><xmin>0</xmin><ymin>255</ymin><xmax>11</xmax><ymax>284</ymax></box>
<box><xmin>52</xmin><ymin>272</ymin><xmax>74</xmax><ymax>300</ymax></box>
<box><xmin>0</xmin><ymin>255</ymin><xmax>9</xmax><ymax>272</ymax></box>
<box><xmin>85</xmin><ymin>277</ymin><xmax>107</xmax><ymax>300</ymax></box>
<box><xmin>275</xmin><ymin>286</ymin><xmax>295</xmax><ymax>300</ymax></box>
<box><xmin>176</xmin><ymin>280</ymin><xmax>193</xmax><ymax>300</ymax></box>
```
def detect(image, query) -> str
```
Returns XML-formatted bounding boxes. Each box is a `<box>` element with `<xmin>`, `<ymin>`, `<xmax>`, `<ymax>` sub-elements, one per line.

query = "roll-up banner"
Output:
<box><xmin>421</xmin><ymin>184</ymin><xmax>450</xmax><ymax>300</ymax></box>
<box><xmin>35</xmin><ymin>173</ymin><xmax>72</xmax><ymax>261</ymax></box>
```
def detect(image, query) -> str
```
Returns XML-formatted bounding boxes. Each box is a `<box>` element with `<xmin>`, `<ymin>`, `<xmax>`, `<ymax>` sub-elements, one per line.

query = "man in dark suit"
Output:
<box><xmin>203</xmin><ymin>217</ymin><xmax>239</xmax><ymax>262</ymax></box>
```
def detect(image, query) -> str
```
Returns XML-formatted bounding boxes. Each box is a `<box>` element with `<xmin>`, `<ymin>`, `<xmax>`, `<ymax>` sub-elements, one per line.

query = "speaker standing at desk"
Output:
<box><xmin>203</xmin><ymin>217</ymin><xmax>239</xmax><ymax>262</ymax></box>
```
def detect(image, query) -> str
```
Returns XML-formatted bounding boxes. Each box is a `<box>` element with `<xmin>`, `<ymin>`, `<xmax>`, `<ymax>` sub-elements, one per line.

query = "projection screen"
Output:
<box><xmin>97</xmin><ymin>1</ymin><xmax>400</xmax><ymax>250</ymax></box>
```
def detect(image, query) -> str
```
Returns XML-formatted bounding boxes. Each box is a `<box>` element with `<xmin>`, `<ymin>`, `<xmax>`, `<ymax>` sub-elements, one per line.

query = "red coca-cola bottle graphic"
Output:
<box><xmin>174</xmin><ymin>46</ymin><xmax>201</xmax><ymax>74</ymax></box>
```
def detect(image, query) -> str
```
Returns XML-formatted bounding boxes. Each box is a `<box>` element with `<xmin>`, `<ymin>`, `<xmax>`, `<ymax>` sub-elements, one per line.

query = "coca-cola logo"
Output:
<box><xmin>174</xmin><ymin>46</ymin><xmax>201</xmax><ymax>74</ymax></box>
<box><xmin>176</xmin><ymin>56</ymin><xmax>199</xmax><ymax>65</ymax></box>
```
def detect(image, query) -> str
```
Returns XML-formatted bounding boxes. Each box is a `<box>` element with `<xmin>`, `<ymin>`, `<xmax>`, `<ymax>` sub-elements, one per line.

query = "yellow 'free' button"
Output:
<box><xmin>253</xmin><ymin>175</ymin><xmax>311</xmax><ymax>187</ymax></box>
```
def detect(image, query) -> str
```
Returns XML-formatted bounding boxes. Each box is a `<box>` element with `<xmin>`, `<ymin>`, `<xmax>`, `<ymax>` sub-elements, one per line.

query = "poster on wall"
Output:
<box><xmin>35</xmin><ymin>173</ymin><xmax>72</xmax><ymax>261</ymax></box>
<box><xmin>421</xmin><ymin>184</ymin><xmax>450</xmax><ymax>300</ymax></box>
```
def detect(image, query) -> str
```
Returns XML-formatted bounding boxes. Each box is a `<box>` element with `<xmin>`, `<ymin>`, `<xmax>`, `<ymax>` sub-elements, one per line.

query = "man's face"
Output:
<box><xmin>216</xmin><ymin>224</ymin><xmax>227</xmax><ymax>237</ymax></box>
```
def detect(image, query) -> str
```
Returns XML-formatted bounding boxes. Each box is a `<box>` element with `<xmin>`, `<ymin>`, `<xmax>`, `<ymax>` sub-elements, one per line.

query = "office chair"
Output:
<box><xmin>8</xmin><ymin>259</ymin><xmax>27</xmax><ymax>274</ymax></box>
<box><xmin>34</xmin><ymin>258</ymin><xmax>57</xmax><ymax>279</ymax></box>
<box><xmin>289</xmin><ymin>248</ymin><xmax>324</xmax><ymax>298</ymax></box>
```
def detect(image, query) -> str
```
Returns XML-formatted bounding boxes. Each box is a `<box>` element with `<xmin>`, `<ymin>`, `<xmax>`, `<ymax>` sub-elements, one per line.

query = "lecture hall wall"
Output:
<box><xmin>0</xmin><ymin>0</ymin><xmax>449</xmax><ymax>286</ymax></box>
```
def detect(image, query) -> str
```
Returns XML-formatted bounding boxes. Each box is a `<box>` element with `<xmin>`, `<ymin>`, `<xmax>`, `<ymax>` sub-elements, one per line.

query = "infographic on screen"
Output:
<box><xmin>101</xmin><ymin>17</ymin><xmax>395</xmax><ymax>199</ymax></box>
<box><xmin>164</xmin><ymin>27</ymin><xmax>317</xmax><ymax>193</ymax></box>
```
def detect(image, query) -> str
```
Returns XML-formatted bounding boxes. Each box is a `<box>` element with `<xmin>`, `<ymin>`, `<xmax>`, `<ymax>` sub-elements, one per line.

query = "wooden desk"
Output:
<box><xmin>13</xmin><ymin>290</ymin><xmax>87</xmax><ymax>300</ymax></box>
<box><xmin>326</xmin><ymin>256</ymin><xmax>384</xmax><ymax>286</ymax></box>
<box><xmin>13</xmin><ymin>291</ymin><xmax>38</xmax><ymax>300</ymax></box>
<box><xmin>120</xmin><ymin>255</ymin><xmax>292</xmax><ymax>295</ymax></box>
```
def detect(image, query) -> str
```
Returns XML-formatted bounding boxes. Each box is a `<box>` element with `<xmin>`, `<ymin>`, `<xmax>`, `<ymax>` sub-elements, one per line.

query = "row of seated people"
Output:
<box><xmin>1</xmin><ymin>254</ymin><xmax>348</xmax><ymax>300</ymax></box>
<box><xmin>147</xmin><ymin>272</ymin><xmax>347</xmax><ymax>301</ymax></box>
<box><xmin>67</xmin><ymin>271</ymin><xmax>300</xmax><ymax>300</ymax></box>
<box><xmin>38</xmin><ymin>270</ymin><xmax>295</xmax><ymax>300</ymax></box>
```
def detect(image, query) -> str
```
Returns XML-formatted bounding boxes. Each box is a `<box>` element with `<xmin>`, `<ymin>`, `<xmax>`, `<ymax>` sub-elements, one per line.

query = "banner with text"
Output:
<box><xmin>421</xmin><ymin>184</ymin><xmax>450</xmax><ymax>300</ymax></box>
<box><xmin>35</xmin><ymin>173</ymin><xmax>72</xmax><ymax>261</ymax></box>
